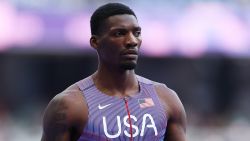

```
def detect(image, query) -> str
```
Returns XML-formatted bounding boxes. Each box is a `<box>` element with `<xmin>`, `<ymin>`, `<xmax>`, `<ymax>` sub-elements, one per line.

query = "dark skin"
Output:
<box><xmin>41</xmin><ymin>14</ymin><xmax>186</xmax><ymax>141</ymax></box>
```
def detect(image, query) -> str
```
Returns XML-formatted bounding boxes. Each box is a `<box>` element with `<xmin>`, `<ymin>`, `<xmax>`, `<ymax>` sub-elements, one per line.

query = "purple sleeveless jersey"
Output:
<box><xmin>76</xmin><ymin>75</ymin><xmax>168</xmax><ymax>141</ymax></box>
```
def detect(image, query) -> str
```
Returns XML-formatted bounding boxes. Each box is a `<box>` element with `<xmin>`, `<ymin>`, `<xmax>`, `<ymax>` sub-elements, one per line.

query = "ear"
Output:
<box><xmin>90</xmin><ymin>35</ymin><xmax>99</xmax><ymax>50</ymax></box>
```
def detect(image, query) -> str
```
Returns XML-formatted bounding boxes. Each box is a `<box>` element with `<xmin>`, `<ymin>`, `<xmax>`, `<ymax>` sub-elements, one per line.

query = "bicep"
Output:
<box><xmin>165</xmin><ymin>91</ymin><xmax>187</xmax><ymax>141</ymax></box>
<box><xmin>165</xmin><ymin>118</ymin><xmax>186</xmax><ymax>141</ymax></box>
<box><xmin>41</xmin><ymin>96</ymin><xmax>71</xmax><ymax>141</ymax></box>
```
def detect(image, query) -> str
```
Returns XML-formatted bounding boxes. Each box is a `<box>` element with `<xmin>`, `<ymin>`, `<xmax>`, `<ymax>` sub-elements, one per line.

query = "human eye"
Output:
<box><xmin>113</xmin><ymin>30</ymin><xmax>126</xmax><ymax>37</ymax></box>
<box><xmin>134</xmin><ymin>30</ymin><xmax>141</xmax><ymax>37</ymax></box>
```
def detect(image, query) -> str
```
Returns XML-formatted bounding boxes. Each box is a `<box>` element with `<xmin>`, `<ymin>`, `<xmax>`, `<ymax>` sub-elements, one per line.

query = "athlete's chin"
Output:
<box><xmin>120</xmin><ymin>62</ymin><xmax>137</xmax><ymax>70</ymax></box>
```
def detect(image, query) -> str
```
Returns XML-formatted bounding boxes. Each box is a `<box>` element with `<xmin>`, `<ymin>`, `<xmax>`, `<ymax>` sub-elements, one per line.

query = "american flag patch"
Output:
<box><xmin>138</xmin><ymin>98</ymin><xmax>155</xmax><ymax>108</ymax></box>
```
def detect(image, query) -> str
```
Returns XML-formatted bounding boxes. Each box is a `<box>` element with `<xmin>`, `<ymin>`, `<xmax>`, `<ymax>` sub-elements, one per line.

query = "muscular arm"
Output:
<box><xmin>155</xmin><ymin>83</ymin><xmax>187</xmax><ymax>141</ymax></box>
<box><xmin>41</xmin><ymin>85</ymin><xmax>87</xmax><ymax>141</ymax></box>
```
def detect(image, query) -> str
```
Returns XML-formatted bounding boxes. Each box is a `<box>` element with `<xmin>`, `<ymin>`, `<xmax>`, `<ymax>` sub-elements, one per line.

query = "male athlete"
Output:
<box><xmin>41</xmin><ymin>3</ymin><xmax>186</xmax><ymax>141</ymax></box>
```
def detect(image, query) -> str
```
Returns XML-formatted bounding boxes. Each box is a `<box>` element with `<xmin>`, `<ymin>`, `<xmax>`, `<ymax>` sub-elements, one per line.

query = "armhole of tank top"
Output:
<box><xmin>151</xmin><ymin>84</ymin><xmax>169</xmax><ymax>120</ymax></box>
<box><xmin>76</xmin><ymin>77</ymin><xmax>93</xmax><ymax>116</ymax></box>
<box><xmin>136</xmin><ymin>75</ymin><xmax>153</xmax><ymax>85</ymax></box>
<box><xmin>136</xmin><ymin>75</ymin><xmax>168</xmax><ymax>119</ymax></box>
<box><xmin>76</xmin><ymin>76</ymin><xmax>93</xmax><ymax>91</ymax></box>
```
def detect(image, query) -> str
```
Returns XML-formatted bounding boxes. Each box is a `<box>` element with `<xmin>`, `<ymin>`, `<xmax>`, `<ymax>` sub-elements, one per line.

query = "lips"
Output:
<box><xmin>121</xmin><ymin>50</ymin><xmax>138</xmax><ymax>56</ymax></box>
<box><xmin>121</xmin><ymin>50</ymin><xmax>138</xmax><ymax>59</ymax></box>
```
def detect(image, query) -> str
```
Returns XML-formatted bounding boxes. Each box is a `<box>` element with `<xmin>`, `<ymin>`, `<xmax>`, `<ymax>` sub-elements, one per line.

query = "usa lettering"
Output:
<box><xmin>103</xmin><ymin>113</ymin><xmax>158</xmax><ymax>138</ymax></box>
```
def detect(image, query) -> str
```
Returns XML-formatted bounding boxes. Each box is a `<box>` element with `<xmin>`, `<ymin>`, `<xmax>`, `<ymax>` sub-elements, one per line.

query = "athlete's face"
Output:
<box><xmin>92</xmin><ymin>14</ymin><xmax>142</xmax><ymax>70</ymax></box>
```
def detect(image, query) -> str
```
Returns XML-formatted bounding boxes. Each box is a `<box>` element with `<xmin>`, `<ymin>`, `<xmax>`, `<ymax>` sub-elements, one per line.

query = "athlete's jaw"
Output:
<box><xmin>119</xmin><ymin>48</ymin><xmax>139</xmax><ymax>70</ymax></box>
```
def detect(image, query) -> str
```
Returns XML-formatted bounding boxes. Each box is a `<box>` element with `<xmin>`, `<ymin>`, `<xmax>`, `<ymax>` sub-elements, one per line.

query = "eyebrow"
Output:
<box><xmin>134</xmin><ymin>26</ymin><xmax>141</xmax><ymax>31</ymax></box>
<box><xmin>110</xmin><ymin>26</ymin><xmax>141</xmax><ymax>31</ymax></box>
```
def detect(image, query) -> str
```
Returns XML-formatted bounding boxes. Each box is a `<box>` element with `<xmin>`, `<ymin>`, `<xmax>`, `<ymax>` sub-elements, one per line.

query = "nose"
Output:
<box><xmin>125</xmin><ymin>32</ymin><xmax>138</xmax><ymax>48</ymax></box>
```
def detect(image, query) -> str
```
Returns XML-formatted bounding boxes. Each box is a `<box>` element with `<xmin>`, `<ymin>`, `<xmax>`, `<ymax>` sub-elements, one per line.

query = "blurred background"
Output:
<box><xmin>1</xmin><ymin>0</ymin><xmax>250</xmax><ymax>140</ymax></box>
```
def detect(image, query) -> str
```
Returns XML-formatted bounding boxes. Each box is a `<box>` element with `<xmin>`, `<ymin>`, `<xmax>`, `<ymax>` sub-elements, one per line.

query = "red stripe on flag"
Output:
<box><xmin>138</xmin><ymin>98</ymin><xmax>154</xmax><ymax>108</ymax></box>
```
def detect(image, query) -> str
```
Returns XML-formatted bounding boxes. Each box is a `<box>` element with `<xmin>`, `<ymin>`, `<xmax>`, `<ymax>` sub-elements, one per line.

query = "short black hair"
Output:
<box><xmin>90</xmin><ymin>3</ymin><xmax>137</xmax><ymax>35</ymax></box>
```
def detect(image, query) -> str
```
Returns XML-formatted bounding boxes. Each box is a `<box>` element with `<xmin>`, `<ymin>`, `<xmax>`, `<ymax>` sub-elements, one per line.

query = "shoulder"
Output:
<box><xmin>153</xmin><ymin>82</ymin><xmax>178</xmax><ymax>108</ymax></box>
<box><xmin>136</xmin><ymin>75</ymin><xmax>179</xmax><ymax>103</ymax></box>
<box><xmin>136</xmin><ymin>75</ymin><xmax>153</xmax><ymax>84</ymax></box>
<box><xmin>153</xmin><ymin>82</ymin><xmax>186</xmax><ymax>121</ymax></box>
<box><xmin>136</xmin><ymin>75</ymin><xmax>177</xmax><ymax>101</ymax></box>
<box><xmin>153</xmin><ymin>82</ymin><xmax>177</xmax><ymax>101</ymax></box>
<box><xmin>143</xmin><ymin>79</ymin><xmax>187</xmax><ymax>140</ymax></box>
<box><xmin>41</xmin><ymin>83</ymin><xmax>88</xmax><ymax>140</ymax></box>
<box><xmin>59</xmin><ymin>83</ymin><xmax>85</xmax><ymax>106</ymax></box>
<box><xmin>43</xmin><ymin>83</ymin><xmax>88</xmax><ymax>130</ymax></box>
<box><xmin>50</xmin><ymin>83</ymin><xmax>86</xmax><ymax>113</ymax></box>
<box><xmin>137</xmin><ymin>75</ymin><xmax>182</xmax><ymax>116</ymax></box>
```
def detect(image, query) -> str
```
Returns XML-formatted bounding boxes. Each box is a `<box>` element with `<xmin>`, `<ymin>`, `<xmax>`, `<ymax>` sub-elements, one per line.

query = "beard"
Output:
<box><xmin>119</xmin><ymin>61</ymin><xmax>137</xmax><ymax>70</ymax></box>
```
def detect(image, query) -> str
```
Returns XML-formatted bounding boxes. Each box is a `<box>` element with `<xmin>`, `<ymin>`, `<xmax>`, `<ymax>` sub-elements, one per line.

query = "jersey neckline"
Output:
<box><xmin>89</xmin><ymin>75</ymin><xmax>144</xmax><ymax>101</ymax></box>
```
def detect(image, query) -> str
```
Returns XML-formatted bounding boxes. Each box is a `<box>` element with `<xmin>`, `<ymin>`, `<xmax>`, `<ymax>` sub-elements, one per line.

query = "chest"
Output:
<box><xmin>85</xmin><ymin>96</ymin><xmax>167</xmax><ymax>139</ymax></box>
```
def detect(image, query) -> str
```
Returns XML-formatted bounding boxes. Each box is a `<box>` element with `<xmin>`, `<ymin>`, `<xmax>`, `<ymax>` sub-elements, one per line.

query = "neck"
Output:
<box><xmin>92</xmin><ymin>64</ymin><xmax>139</xmax><ymax>97</ymax></box>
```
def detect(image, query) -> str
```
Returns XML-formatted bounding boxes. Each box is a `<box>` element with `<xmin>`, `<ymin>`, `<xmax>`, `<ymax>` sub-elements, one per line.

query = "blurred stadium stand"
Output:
<box><xmin>1</xmin><ymin>0</ymin><xmax>250</xmax><ymax>140</ymax></box>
